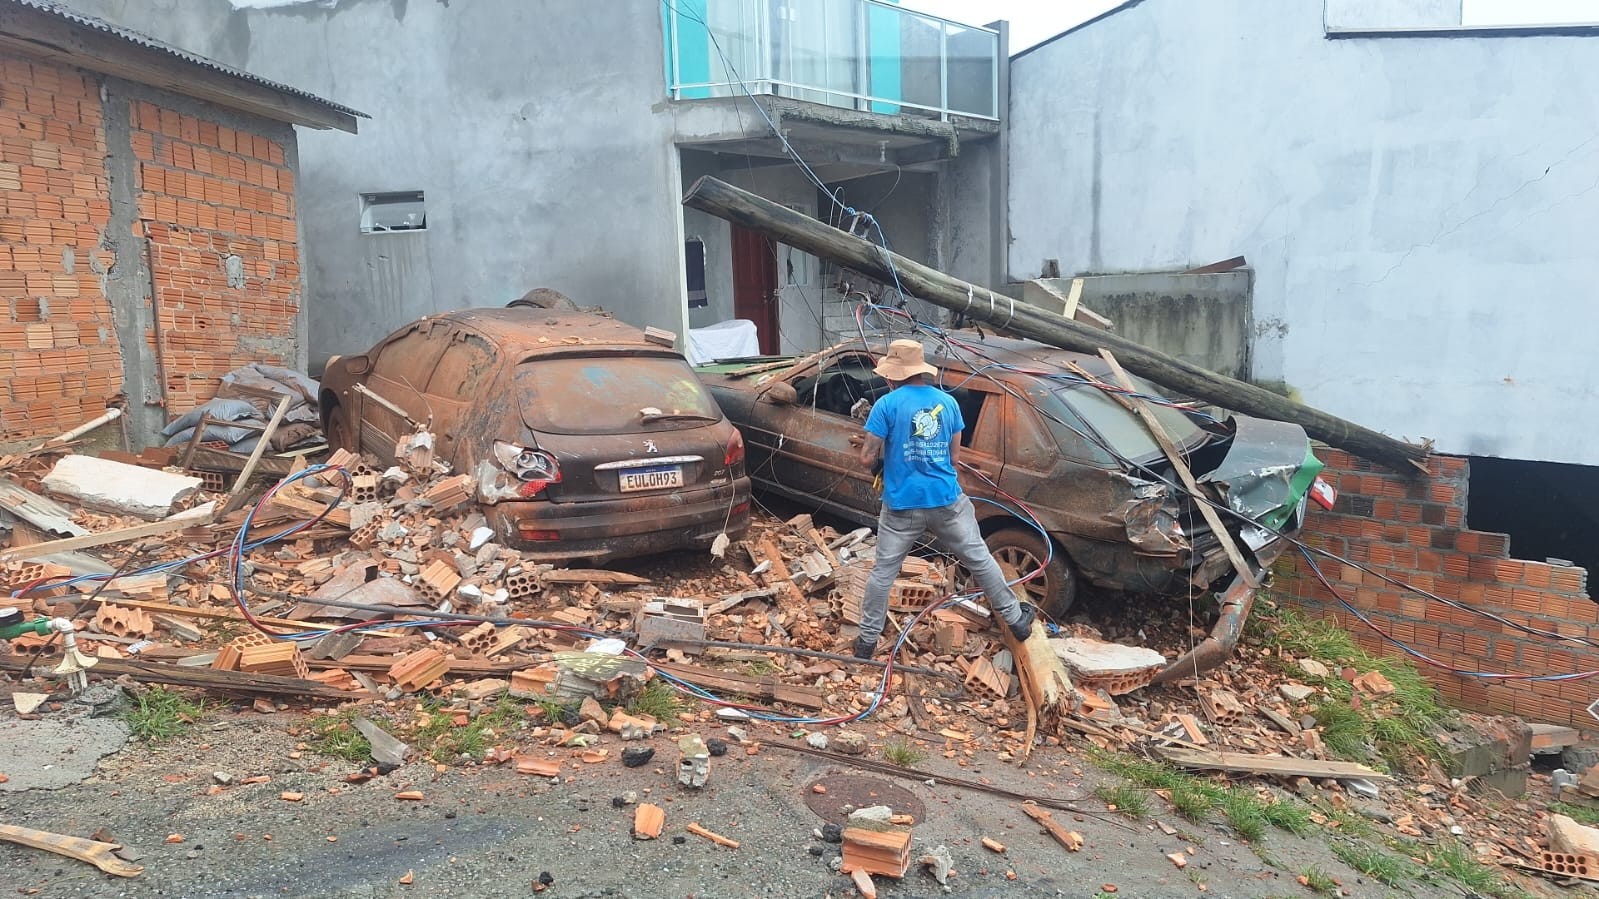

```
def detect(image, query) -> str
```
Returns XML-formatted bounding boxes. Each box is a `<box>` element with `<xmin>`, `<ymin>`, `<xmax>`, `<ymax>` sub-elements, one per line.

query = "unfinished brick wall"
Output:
<box><xmin>130</xmin><ymin>99</ymin><xmax>300</xmax><ymax>413</ymax></box>
<box><xmin>1276</xmin><ymin>447</ymin><xmax>1597</xmax><ymax>728</ymax></box>
<box><xmin>0</xmin><ymin>52</ymin><xmax>122</xmax><ymax>440</ymax></box>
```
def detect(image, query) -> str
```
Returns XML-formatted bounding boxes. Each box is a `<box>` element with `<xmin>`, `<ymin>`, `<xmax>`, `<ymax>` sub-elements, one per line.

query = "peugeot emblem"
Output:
<box><xmin>644</xmin><ymin>440</ymin><xmax>659</xmax><ymax>454</ymax></box>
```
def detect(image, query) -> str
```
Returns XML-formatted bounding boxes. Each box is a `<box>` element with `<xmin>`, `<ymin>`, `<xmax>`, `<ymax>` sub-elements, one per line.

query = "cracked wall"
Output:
<box><xmin>1007</xmin><ymin>0</ymin><xmax>1599</xmax><ymax>466</ymax></box>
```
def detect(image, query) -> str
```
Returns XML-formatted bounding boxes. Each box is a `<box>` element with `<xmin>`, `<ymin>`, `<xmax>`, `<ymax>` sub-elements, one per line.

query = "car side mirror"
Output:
<box><xmin>762</xmin><ymin>382</ymin><xmax>797</xmax><ymax>406</ymax></box>
<box><xmin>341</xmin><ymin>354</ymin><xmax>371</xmax><ymax>376</ymax></box>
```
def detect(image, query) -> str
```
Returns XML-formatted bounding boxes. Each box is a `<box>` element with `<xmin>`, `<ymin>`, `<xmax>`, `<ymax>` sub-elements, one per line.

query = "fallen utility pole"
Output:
<box><xmin>682</xmin><ymin>176</ymin><xmax>1430</xmax><ymax>473</ymax></box>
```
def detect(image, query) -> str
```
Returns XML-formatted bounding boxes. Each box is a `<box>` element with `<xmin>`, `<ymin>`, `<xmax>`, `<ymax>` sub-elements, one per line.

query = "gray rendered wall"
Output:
<box><xmin>66</xmin><ymin>0</ymin><xmax>689</xmax><ymax>370</ymax></box>
<box><xmin>1019</xmin><ymin>273</ymin><xmax>1252</xmax><ymax>381</ymax></box>
<box><xmin>1008</xmin><ymin>0</ymin><xmax>1599</xmax><ymax>466</ymax></box>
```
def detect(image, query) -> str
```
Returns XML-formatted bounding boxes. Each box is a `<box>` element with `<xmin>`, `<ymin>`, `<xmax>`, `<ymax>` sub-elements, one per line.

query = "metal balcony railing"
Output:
<box><xmin>663</xmin><ymin>0</ymin><xmax>1000</xmax><ymax>122</ymax></box>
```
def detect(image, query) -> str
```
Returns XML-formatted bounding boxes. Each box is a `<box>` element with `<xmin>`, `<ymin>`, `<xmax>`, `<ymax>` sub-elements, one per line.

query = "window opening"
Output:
<box><xmin>361</xmin><ymin>191</ymin><xmax>426</xmax><ymax>233</ymax></box>
<box><xmin>1466</xmin><ymin>456</ymin><xmax>1599</xmax><ymax>578</ymax></box>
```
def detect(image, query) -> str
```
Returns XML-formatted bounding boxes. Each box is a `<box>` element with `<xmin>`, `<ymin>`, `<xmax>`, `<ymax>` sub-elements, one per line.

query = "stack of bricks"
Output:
<box><xmin>236</xmin><ymin>640</ymin><xmax>310</xmax><ymax>679</ymax></box>
<box><xmin>1276</xmin><ymin>447</ymin><xmax>1594</xmax><ymax>728</ymax></box>
<box><xmin>129</xmin><ymin>99</ymin><xmax>299</xmax><ymax>414</ymax></box>
<box><xmin>840</xmin><ymin>826</ymin><xmax>912</xmax><ymax>878</ymax></box>
<box><xmin>0</xmin><ymin>53</ymin><xmax>122</xmax><ymax>441</ymax></box>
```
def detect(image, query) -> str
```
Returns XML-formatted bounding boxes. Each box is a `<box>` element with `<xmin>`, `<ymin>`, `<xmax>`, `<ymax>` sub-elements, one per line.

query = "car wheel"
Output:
<box><xmin>985</xmin><ymin>528</ymin><xmax>1077</xmax><ymax>617</ymax></box>
<box><xmin>324</xmin><ymin>401</ymin><xmax>356</xmax><ymax>453</ymax></box>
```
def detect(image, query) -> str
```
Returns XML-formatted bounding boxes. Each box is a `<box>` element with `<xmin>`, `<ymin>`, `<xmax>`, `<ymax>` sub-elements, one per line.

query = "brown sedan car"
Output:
<box><xmin>698</xmin><ymin>334</ymin><xmax>1326</xmax><ymax>615</ymax></box>
<box><xmin>319</xmin><ymin>307</ymin><xmax>751</xmax><ymax>561</ymax></box>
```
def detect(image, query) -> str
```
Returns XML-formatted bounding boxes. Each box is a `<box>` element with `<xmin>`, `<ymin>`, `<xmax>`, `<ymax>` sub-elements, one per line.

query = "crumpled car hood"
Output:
<box><xmin>1200</xmin><ymin>415</ymin><xmax>1322</xmax><ymax>532</ymax></box>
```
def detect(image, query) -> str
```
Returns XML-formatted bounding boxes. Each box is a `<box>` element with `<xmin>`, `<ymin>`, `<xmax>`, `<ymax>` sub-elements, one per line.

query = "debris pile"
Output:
<box><xmin>0</xmin><ymin>413</ymin><xmax>1591</xmax><ymax>895</ymax></box>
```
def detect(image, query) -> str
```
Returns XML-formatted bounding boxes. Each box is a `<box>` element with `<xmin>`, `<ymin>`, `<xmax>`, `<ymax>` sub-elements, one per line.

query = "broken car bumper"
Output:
<box><xmin>484</xmin><ymin>478</ymin><xmax>751</xmax><ymax>561</ymax></box>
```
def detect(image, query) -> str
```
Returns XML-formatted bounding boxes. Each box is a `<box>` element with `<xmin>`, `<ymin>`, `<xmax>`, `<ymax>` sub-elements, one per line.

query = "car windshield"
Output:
<box><xmin>515</xmin><ymin>355</ymin><xmax>723</xmax><ymax>435</ymax></box>
<box><xmin>1057</xmin><ymin>376</ymin><xmax>1205</xmax><ymax>460</ymax></box>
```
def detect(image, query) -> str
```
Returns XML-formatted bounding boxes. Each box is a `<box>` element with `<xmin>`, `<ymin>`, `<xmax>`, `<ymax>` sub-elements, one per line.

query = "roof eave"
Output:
<box><xmin>0</xmin><ymin>3</ymin><xmax>361</xmax><ymax>133</ymax></box>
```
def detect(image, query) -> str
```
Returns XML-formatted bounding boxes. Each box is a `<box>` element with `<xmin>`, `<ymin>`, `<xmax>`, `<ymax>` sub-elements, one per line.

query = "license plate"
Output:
<box><xmin>618</xmin><ymin>465</ymin><xmax>684</xmax><ymax>493</ymax></box>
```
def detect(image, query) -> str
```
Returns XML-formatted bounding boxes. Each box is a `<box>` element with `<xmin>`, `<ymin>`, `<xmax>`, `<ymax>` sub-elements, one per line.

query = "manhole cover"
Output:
<box><xmin>802</xmin><ymin>773</ymin><xmax>926</xmax><ymax>824</ymax></box>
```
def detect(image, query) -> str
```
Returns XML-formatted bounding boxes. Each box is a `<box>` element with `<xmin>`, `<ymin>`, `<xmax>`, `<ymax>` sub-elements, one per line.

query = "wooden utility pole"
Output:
<box><xmin>681</xmin><ymin>176</ymin><xmax>1430</xmax><ymax>473</ymax></box>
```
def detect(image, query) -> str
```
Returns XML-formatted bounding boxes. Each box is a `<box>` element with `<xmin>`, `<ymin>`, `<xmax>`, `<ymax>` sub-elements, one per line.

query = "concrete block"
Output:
<box><xmin>42</xmin><ymin>455</ymin><xmax>202</xmax><ymax>519</ymax></box>
<box><xmin>1053</xmin><ymin>637</ymin><xmax>1166</xmax><ymax>695</ymax></box>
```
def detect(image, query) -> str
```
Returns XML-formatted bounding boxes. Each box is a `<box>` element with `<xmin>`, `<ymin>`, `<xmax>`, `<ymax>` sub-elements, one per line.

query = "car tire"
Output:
<box><xmin>985</xmin><ymin>527</ymin><xmax>1077</xmax><ymax>617</ymax></box>
<box><xmin>324</xmin><ymin>401</ymin><xmax>356</xmax><ymax>453</ymax></box>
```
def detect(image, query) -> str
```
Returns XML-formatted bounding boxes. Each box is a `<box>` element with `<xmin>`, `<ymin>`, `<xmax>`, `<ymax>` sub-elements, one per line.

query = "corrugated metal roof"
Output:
<box><xmin>2</xmin><ymin>0</ymin><xmax>366</xmax><ymax>120</ymax></box>
<box><xmin>0</xmin><ymin>477</ymin><xmax>89</xmax><ymax>538</ymax></box>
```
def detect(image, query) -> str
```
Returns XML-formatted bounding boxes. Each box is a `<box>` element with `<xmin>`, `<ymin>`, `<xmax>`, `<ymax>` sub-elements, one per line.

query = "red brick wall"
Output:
<box><xmin>130</xmin><ymin>99</ymin><xmax>300</xmax><ymax>413</ymax></box>
<box><xmin>0</xmin><ymin>53</ymin><xmax>121</xmax><ymax>440</ymax></box>
<box><xmin>1277</xmin><ymin>447</ymin><xmax>1596</xmax><ymax>728</ymax></box>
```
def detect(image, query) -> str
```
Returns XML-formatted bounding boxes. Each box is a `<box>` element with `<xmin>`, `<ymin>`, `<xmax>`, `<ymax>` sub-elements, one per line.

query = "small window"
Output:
<box><xmin>685</xmin><ymin>238</ymin><xmax>708</xmax><ymax>308</ymax></box>
<box><xmin>427</xmin><ymin>332</ymin><xmax>496</xmax><ymax>401</ymax></box>
<box><xmin>361</xmin><ymin>191</ymin><xmax>426</xmax><ymax>233</ymax></box>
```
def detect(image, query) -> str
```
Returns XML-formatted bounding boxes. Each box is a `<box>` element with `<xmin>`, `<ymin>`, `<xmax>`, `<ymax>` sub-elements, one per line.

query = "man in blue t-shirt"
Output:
<box><xmin>853</xmin><ymin>339</ymin><xmax>1034</xmax><ymax>659</ymax></box>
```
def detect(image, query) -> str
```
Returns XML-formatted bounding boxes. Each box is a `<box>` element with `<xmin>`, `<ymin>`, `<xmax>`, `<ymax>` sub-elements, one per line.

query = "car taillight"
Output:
<box><xmin>493</xmin><ymin>441</ymin><xmax>561</xmax><ymax>499</ymax></box>
<box><xmin>724</xmin><ymin>429</ymin><xmax>745</xmax><ymax>469</ymax></box>
<box><xmin>1310</xmin><ymin>477</ymin><xmax>1337</xmax><ymax>511</ymax></box>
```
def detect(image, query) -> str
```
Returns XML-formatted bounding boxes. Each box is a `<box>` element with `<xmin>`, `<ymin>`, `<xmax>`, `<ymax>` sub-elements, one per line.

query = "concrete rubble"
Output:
<box><xmin>0</xmin><ymin>431</ymin><xmax>1596</xmax><ymax>894</ymax></box>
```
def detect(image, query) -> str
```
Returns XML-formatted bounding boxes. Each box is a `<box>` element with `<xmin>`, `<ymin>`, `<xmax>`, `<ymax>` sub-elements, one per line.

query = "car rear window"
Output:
<box><xmin>1058</xmin><ymin>376</ymin><xmax>1204</xmax><ymax>461</ymax></box>
<box><xmin>515</xmin><ymin>355</ymin><xmax>723</xmax><ymax>435</ymax></box>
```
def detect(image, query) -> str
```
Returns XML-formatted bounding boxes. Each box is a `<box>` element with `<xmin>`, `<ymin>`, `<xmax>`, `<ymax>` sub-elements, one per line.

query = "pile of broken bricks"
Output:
<box><xmin>2</xmin><ymin>430</ymin><xmax>1598</xmax><ymax>894</ymax></box>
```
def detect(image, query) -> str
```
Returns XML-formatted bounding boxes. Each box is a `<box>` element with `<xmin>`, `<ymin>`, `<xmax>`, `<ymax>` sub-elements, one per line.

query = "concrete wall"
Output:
<box><xmin>1019</xmin><ymin>272</ymin><xmax>1253</xmax><ymax>381</ymax></box>
<box><xmin>1008</xmin><ymin>0</ymin><xmax>1599</xmax><ymax>466</ymax></box>
<box><xmin>64</xmin><ymin>0</ymin><xmax>1009</xmax><ymax>369</ymax></box>
<box><xmin>66</xmin><ymin>0</ymin><xmax>689</xmax><ymax>370</ymax></box>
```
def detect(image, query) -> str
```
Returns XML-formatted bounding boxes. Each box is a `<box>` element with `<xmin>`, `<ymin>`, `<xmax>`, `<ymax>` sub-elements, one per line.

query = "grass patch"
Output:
<box><xmin>1553</xmin><ymin>802</ymin><xmax>1599</xmax><ymax>826</ymax></box>
<box><xmin>306</xmin><ymin>708</ymin><xmax>371</xmax><ymax>762</ymax></box>
<box><xmin>626</xmin><ymin>680</ymin><xmax>685</xmax><ymax>724</ymax></box>
<box><xmin>1299</xmin><ymin>866</ymin><xmax>1338</xmax><ymax>894</ymax></box>
<box><xmin>1169</xmin><ymin>783</ymin><xmax>1217</xmax><ymax>822</ymax></box>
<box><xmin>1258</xmin><ymin>605</ymin><xmax>1449</xmax><ymax>768</ymax></box>
<box><xmin>123</xmin><ymin>686</ymin><xmax>205</xmax><ymax>742</ymax></box>
<box><xmin>883</xmin><ymin>739</ymin><xmax>926</xmax><ymax>767</ymax></box>
<box><xmin>1330</xmin><ymin>840</ymin><xmax>1414</xmax><ymax>888</ymax></box>
<box><xmin>1095</xmin><ymin>783</ymin><xmax>1150</xmax><ymax>819</ymax></box>
<box><xmin>1219</xmin><ymin>789</ymin><xmax>1268</xmax><ymax>842</ymax></box>
<box><xmin>1089</xmin><ymin>749</ymin><xmax>1310</xmax><ymax>842</ymax></box>
<box><xmin>412</xmin><ymin>697</ymin><xmax>523</xmax><ymax>764</ymax></box>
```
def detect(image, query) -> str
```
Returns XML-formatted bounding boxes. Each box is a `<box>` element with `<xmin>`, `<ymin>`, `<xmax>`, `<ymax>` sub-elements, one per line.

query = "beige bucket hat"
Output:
<box><xmin>873</xmin><ymin>339</ymin><xmax>938</xmax><ymax>381</ymax></box>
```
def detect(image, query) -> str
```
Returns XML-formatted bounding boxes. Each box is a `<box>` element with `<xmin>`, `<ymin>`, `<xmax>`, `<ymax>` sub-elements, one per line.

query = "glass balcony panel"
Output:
<box><xmin>664</xmin><ymin>0</ymin><xmax>998</xmax><ymax>121</ymax></box>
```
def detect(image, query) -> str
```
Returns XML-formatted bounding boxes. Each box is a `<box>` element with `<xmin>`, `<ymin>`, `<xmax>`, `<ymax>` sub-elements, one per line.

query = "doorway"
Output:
<box><xmin>731</xmin><ymin>224</ymin><xmax>779</xmax><ymax>354</ymax></box>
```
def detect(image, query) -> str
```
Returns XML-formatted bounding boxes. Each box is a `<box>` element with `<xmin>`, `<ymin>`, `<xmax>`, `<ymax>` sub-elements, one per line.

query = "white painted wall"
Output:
<box><xmin>1008</xmin><ymin>0</ymin><xmax>1599</xmax><ymax>465</ymax></box>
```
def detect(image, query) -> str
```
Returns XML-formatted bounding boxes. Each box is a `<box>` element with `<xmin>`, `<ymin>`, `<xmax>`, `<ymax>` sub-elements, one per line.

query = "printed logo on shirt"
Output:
<box><xmin>911</xmin><ymin>405</ymin><xmax>943</xmax><ymax>439</ymax></box>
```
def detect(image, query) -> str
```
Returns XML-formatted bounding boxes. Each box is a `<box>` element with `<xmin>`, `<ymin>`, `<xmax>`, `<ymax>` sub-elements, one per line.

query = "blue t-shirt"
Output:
<box><xmin>865</xmin><ymin>384</ymin><xmax>965</xmax><ymax>511</ymax></box>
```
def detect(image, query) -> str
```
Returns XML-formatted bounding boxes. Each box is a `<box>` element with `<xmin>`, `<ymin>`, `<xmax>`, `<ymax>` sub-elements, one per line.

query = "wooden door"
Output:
<box><xmin>731</xmin><ymin>224</ymin><xmax>779</xmax><ymax>354</ymax></box>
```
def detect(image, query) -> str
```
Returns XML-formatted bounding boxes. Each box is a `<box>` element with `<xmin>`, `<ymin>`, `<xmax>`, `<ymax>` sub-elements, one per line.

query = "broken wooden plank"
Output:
<box><xmin>91</xmin><ymin>597</ymin><xmax>318</xmax><ymax>631</ymax></box>
<box><xmin>218</xmin><ymin>394</ymin><xmax>292</xmax><ymax>516</ymax></box>
<box><xmin>0</xmin><ymin>824</ymin><xmax>143</xmax><ymax>877</ymax></box>
<box><xmin>0</xmin><ymin>511</ymin><xmax>212</xmax><ymax>563</ymax></box>
<box><xmin>539</xmin><ymin>569</ymin><xmax>652</xmax><ymax>586</ymax></box>
<box><xmin>1154</xmin><ymin>747</ymin><xmax>1393</xmax><ymax>781</ymax></box>
<box><xmin>0</xmin><ymin>654</ymin><xmax>347</xmax><ymax>700</ymax></box>
<box><xmin>650</xmin><ymin>659</ymin><xmax>825</xmax><ymax>710</ymax></box>
<box><xmin>1021</xmin><ymin>804</ymin><xmax>1084</xmax><ymax>852</ymax></box>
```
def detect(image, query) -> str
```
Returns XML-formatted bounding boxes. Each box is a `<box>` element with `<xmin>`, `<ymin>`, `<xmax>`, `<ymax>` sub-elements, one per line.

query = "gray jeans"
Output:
<box><xmin>859</xmin><ymin>494</ymin><xmax>1025</xmax><ymax>643</ymax></box>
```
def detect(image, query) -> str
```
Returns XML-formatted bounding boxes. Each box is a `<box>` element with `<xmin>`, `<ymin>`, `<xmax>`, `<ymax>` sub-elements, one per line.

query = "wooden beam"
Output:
<box><xmin>0</xmin><ymin>9</ymin><xmax>359</xmax><ymax>132</ymax></box>
<box><xmin>1155</xmin><ymin>747</ymin><xmax>1393</xmax><ymax>781</ymax></box>
<box><xmin>0</xmin><ymin>513</ymin><xmax>209</xmax><ymax>563</ymax></box>
<box><xmin>681</xmin><ymin>176</ymin><xmax>1430</xmax><ymax>473</ymax></box>
<box><xmin>218</xmin><ymin>395</ymin><xmax>292</xmax><ymax>516</ymax></box>
<box><xmin>1097</xmin><ymin>349</ymin><xmax>1258</xmax><ymax>588</ymax></box>
<box><xmin>92</xmin><ymin>597</ymin><xmax>318</xmax><ymax>631</ymax></box>
<box><xmin>0</xmin><ymin>654</ymin><xmax>348</xmax><ymax>700</ymax></box>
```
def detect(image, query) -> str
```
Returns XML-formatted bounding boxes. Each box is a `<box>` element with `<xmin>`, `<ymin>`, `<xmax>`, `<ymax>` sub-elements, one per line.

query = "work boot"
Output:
<box><xmin>852</xmin><ymin>635</ymin><xmax>878</xmax><ymax>660</ymax></box>
<box><xmin>1006</xmin><ymin>603</ymin><xmax>1036</xmax><ymax>642</ymax></box>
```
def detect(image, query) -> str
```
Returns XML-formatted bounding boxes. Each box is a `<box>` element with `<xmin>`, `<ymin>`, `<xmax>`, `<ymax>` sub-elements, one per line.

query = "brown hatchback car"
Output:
<box><xmin>319</xmin><ymin>307</ymin><xmax>752</xmax><ymax>561</ymax></box>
